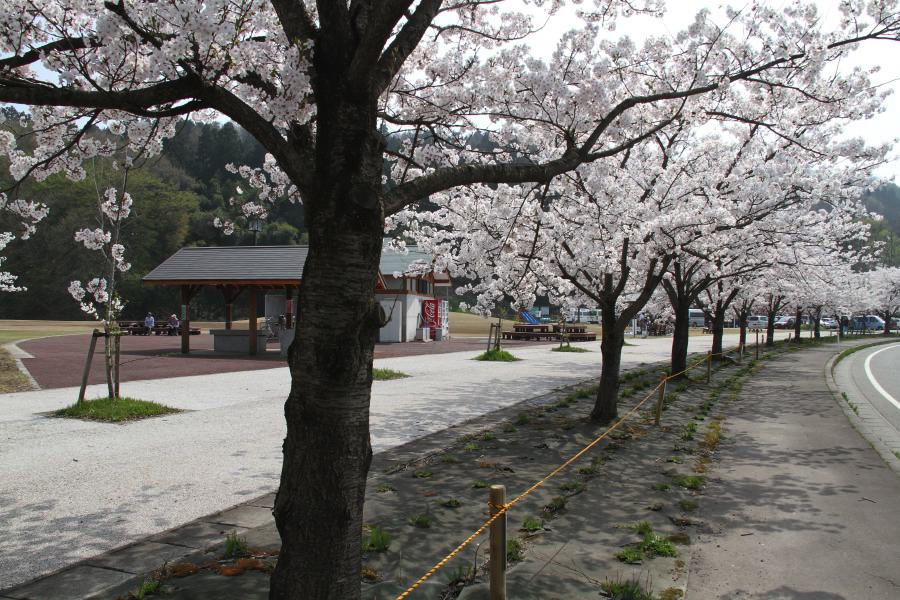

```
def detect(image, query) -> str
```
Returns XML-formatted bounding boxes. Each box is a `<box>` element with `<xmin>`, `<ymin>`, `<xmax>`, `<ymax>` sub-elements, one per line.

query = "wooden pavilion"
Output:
<box><xmin>142</xmin><ymin>246</ymin><xmax>307</xmax><ymax>355</ymax></box>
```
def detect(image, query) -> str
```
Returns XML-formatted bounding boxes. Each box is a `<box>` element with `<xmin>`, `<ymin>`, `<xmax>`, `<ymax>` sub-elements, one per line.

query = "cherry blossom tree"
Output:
<box><xmin>2</xmin><ymin>2</ymin><xmax>900</xmax><ymax>597</ymax></box>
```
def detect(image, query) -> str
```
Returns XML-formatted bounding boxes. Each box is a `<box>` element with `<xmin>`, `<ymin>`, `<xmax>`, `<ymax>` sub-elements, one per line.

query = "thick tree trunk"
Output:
<box><xmin>269</xmin><ymin>91</ymin><xmax>385</xmax><ymax>599</ymax></box>
<box><xmin>766</xmin><ymin>310</ymin><xmax>777</xmax><ymax>347</ymax></box>
<box><xmin>793</xmin><ymin>307</ymin><xmax>802</xmax><ymax>342</ymax></box>
<box><xmin>813</xmin><ymin>307</ymin><xmax>822</xmax><ymax>339</ymax></box>
<box><xmin>592</xmin><ymin>309</ymin><xmax>623</xmax><ymax>423</ymax></box>
<box><xmin>670</xmin><ymin>299</ymin><xmax>691</xmax><ymax>377</ymax></box>
<box><xmin>710</xmin><ymin>304</ymin><xmax>725</xmax><ymax>359</ymax></box>
<box><xmin>738</xmin><ymin>310</ymin><xmax>748</xmax><ymax>348</ymax></box>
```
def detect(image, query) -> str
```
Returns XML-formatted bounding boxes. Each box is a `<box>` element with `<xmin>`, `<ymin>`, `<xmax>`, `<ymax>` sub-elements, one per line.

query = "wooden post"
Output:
<box><xmin>181</xmin><ymin>285</ymin><xmax>191</xmax><ymax>354</ymax></box>
<box><xmin>113</xmin><ymin>333</ymin><xmax>121</xmax><ymax>399</ymax></box>
<box><xmin>489</xmin><ymin>484</ymin><xmax>507</xmax><ymax>600</ymax></box>
<box><xmin>654</xmin><ymin>373</ymin><xmax>667</xmax><ymax>426</ymax></box>
<box><xmin>755</xmin><ymin>330</ymin><xmax>759</xmax><ymax>360</ymax></box>
<box><xmin>225</xmin><ymin>303</ymin><xmax>233</xmax><ymax>330</ymax></box>
<box><xmin>285</xmin><ymin>285</ymin><xmax>294</xmax><ymax>329</ymax></box>
<box><xmin>249</xmin><ymin>289</ymin><xmax>258</xmax><ymax>355</ymax></box>
<box><xmin>77</xmin><ymin>330</ymin><xmax>101</xmax><ymax>405</ymax></box>
<box><xmin>706</xmin><ymin>350</ymin><xmax>712</xmax><ymax>384</ymax></box>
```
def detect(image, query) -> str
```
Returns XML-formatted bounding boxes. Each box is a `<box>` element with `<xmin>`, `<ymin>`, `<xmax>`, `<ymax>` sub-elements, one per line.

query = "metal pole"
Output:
<box><xmin>77</xmin><ymin>330</ymin><xmax>101</xmax><ymax>405</ymax></box>
<box><xmin>489</xmin><ymin>484</ymin><xmax>507</xmax><ymax>600</ymax></box>
<box><xmin>654</xmin><ymin>373</ymin><xmax>667</xmax><ymax>426</ymax></box>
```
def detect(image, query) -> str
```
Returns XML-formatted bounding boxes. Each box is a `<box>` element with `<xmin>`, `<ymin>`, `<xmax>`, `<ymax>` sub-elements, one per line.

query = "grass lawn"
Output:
<box><xmin>373</xmin><ymin>368</ymin><xmax>410</xmax><ymax>380</ymax></box>
<box><xmin>54</xmin><ymin>396</ymin><xmax>181</xmax><ymax>422</ymax></box>
<box><xmin>0</xmin><ymin>348</ymin><xmax>31</xmax><ymax>393</ymax></box>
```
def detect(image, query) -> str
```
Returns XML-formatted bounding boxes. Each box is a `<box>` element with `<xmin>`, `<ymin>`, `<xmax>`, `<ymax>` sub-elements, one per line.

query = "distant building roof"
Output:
<box><xmin>143</xmin><ymin>244</ymin><xmax>445</xmax><ymax>287</ymax></box>
<box><xmin>143</xmin><ymin>246</ymin><xmax>308</xmax><ymax>286</ymax></box>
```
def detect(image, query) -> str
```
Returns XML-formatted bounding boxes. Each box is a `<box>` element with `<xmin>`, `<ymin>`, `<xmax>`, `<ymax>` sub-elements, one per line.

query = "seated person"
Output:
<box><xmin>143</xmin><ymin>312</ymin><xmax>155</xmax><ymax>335</ymax></box>
<box><xmin>166</xmin><ymin>314</ymin><xmax>180</xmax><ymax>335</ymax></box>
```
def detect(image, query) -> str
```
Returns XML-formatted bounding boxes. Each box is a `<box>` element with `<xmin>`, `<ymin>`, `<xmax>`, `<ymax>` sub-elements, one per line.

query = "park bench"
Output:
<box><xmin>117</xmin><ymin>321</ymin><xmax>200</xmax><ymax>336</ymax></box>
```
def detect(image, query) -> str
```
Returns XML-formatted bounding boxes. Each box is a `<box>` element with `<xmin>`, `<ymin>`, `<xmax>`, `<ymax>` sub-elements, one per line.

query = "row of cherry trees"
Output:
<box><xmin>2</xmin><ymin>1</ymin><xmax>900</xmax><ymax>597</ymax></box>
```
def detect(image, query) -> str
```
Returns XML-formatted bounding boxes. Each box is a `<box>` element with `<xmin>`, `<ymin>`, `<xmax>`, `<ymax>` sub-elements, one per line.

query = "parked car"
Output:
<box><xmin>688</xmin><ymin>308</ymin><xmax>706</xmax><ymax>328</ymax></box>
<box><xmin>852</xmin><ymin>315</ymin><xmax>885</xmax><ymax>331</ymax></box>
<box><xmin>773</xmin><ymin>316</ymin><xmax>795</xmax><ymax>329</ymax></box>
<box><xmin>820</xmin><ymin>318</ymin><xmax>837</xmax><ymax>329</ymax></box>
<box><xmin>746</xmin><ymin>315</ymin><xmax>768</xmax><ymax>330</ymax></box>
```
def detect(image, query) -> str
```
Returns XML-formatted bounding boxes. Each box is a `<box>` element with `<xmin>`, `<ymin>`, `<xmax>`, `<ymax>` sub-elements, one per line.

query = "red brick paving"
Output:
<box><xmin>17</xmin><ymin>333</ymin><xmax>551</xmax><ymax>389</ymax></box>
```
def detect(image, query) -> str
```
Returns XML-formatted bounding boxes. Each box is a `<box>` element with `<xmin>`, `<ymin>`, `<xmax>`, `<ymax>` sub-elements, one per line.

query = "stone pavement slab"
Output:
<box><xmin>2</xmin><ymin>565</ymin><xmax>133</xmax><ymax>600</ymax></box>
<box><xmin>687</xmin><ymin>344</ymin><xmax>900</xmax><ymax>599</ymax></box>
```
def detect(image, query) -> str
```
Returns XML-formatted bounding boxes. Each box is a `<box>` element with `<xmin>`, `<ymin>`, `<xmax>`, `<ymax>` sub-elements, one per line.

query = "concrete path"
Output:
<box><xmin>688</xmin><ymin>343</ymin><xmax>900</xmax><ymax>599</ymax></box>
<box><xmin>0</xmin><ymin>332</ymin><xmax>762</xmax><ymax>589</ymax></box>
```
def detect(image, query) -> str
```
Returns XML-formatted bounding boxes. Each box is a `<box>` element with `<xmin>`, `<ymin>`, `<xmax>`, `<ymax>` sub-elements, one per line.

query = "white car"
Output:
<box><xmin>746</xmin><ymin>315</ymin><xmax>768</xmax><ymax>329</ymax></box>
<box><xmin>820</xmin><ymin>318</ymin><xmax>837</xmax><ymax>329</ymax></box>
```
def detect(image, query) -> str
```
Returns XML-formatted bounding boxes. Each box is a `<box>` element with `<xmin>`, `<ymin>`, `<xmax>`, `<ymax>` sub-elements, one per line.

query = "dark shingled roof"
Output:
<box><xmin>143</xmin><ymin>244</ymin><xmax>440</xmax><ymax>286</ymax></box>
<box><xmin>143</xmin><ymin>246</ymin><xmax>308</xmax><ymax>285</ymax></box>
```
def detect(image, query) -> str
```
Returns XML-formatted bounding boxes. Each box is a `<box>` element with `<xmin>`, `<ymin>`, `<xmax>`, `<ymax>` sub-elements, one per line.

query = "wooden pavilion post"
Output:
<box><xmin>219</xmin><ymin>285</ymin><xmax>242</xmax><ymax>330</ymax></box>
<box><xmin>180</xmin><ymin>285</ymin><xmax>200</xmax><ymax>354</ymax></box>
<box><xmin>284</xmin><ymin>285</ymin><xmax>295</xmax><ymax>329</ymax></box>
<box><xmin>249</xmin><ymin>288</ymin><xmax>258</xmax><ymax>355</ymax></box>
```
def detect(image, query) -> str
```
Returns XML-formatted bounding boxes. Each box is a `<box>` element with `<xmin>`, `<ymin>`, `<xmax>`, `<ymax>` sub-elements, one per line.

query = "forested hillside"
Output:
<box><xmin>0</xmin><ymin>110</ymin><xmax>306</xmax><ymax>320</ymax></box>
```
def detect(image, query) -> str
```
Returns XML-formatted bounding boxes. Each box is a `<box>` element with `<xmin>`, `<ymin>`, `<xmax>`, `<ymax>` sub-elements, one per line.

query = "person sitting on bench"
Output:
<box><xmin>143</xmin><ymin>312</ymin><xmax>156</xmax><ymax>335</ymax></box>
<box><xmin>166</xmin><ymin>314</ymin><xmax>180</xmax><ymax>336</ymax></box>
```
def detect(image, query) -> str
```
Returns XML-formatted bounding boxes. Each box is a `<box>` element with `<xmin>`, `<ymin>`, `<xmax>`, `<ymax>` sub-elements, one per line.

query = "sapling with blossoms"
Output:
<box><xmin>2</xmin><ymin>1</ymin><xmax>900</xmax><ymax>596</ymax></box>
<box><xmin>68</xmin><ymin>174</ymin><xmax>134</xmax><ymax>400</ymax></box>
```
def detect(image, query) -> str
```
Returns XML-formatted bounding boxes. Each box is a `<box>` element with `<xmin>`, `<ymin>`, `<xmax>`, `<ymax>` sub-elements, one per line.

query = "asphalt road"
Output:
<box><xmin>845</xmin><ymin>341</ymin><xmax>900</xmax><ymax>432</ymax></box>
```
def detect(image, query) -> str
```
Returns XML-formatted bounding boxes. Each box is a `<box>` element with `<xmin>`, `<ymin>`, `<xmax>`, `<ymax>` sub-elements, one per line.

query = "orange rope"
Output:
<box><xmin>396</xmin><ymin>343</ymin><xmax>742</xmax><ymax>599</ymax></box>
<box><xmin>395</xmin><ymin>383</ymin><xmax>660</xmax><ymax>599</ymax></box>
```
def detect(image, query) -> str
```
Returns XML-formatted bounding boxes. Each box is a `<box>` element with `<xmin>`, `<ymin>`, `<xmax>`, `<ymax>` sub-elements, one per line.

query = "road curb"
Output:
<box><xmin>824</xmin><ymin>340</ymin><xmax>900</xmax><ymax>478</ymax></box>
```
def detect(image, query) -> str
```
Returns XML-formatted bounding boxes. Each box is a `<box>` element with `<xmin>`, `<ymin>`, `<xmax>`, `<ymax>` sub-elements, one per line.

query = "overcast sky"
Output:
<box><xmin>523</xmin><ymin>1</ymin><xmax>899</xmax><ymax>182</ymax></box>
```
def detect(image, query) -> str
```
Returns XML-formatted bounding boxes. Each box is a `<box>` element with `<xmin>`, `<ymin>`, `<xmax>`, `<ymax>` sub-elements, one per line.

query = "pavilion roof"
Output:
<box><xmin>143</xmin><ymin>244</ymin><xmax>445</xmax><ymax>287</ymax></box>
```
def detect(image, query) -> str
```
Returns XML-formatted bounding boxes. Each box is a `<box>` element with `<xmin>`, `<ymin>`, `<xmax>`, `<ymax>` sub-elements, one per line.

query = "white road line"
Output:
<box><xmin>863</xmin><ymin>343</ymin><xmax>900</xmax><ymax>413</ymax></box>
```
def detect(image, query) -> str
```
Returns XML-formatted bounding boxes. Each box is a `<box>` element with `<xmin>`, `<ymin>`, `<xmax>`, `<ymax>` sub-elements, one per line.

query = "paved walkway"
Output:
<box><xmin>0</xmin><ymin>332</ymin><xmax>760</xmax><ymax>590</ymax></box>
<box><xmin>688</xmin><ymin>343</ymin><xmax>900</xmax><ymax>599</ymax></box>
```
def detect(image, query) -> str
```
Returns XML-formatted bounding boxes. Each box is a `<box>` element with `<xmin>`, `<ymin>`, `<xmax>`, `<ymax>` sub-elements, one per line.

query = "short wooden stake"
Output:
<box><xmin>654</xmin><ymin>373</ymin><xmax>667</xmax><ymax>426</ymax></box>
<box><xmin>77</xmin><ymin>330</ymin><xmax>101</xmax><ymax>405</ymax></box>
<box><xmin>706</xmin><ymin>350</ymin><xmax>712</xmax><ymax>384</ymax></box>
<box><xmin>489</xmin><ymin>484</ymin><xmax>507</xmax><ymax>600</ymax></box>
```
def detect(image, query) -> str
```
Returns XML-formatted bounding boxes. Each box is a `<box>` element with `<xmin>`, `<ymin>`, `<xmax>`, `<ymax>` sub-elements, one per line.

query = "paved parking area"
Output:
<box><xmin>13</xmin><ymin>333</ymin><xmax>547</xmax><ymax>389</ymax></box>
<box><xmin>0</xmin><ymin>332</ymin><xmax>768</xmax><ymax>588</ymax></box>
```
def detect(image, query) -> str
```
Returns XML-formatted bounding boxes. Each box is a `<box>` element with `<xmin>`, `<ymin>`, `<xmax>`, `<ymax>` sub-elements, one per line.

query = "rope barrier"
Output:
<box><xmin>395</xmin><ymin>342</ymin><xmax>743</xmax><ymax>599</ymax></box>
<box><xmin>395</xmin><ymin>381</ymin><xmax>661</xmax><ymax>599</ymax></box>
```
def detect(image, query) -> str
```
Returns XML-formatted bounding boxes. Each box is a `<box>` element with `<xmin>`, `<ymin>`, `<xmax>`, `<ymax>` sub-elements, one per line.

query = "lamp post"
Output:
<box><xmin>248</xmin><ymin>217</ymin><xmax>262</xmax><ymax>246</ymax></box>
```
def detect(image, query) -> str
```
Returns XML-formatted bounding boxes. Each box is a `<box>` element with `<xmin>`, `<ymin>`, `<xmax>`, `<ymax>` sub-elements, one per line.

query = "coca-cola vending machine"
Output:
<box><xmin>421</xmin><ymin>299</ymin><xmax>449</xmax><ymax>341</ymax></box>
<box><xmin>422</xmin><ymin>299</ymin><xmax>439</xmax><ymax>336</ymax></box>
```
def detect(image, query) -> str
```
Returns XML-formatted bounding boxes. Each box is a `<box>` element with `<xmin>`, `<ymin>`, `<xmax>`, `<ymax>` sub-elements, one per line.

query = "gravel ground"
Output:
<box><xmin>0</xmin><ymin>332</ymin><xmax>779</xmax><ymax>588</ymax></box>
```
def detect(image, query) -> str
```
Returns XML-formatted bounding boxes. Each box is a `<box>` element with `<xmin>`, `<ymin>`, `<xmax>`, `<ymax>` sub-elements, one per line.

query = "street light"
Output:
<box><xmin>248</xmin><ymin>217</ymin><xmax>262</xmax><ymax>246</ymax></box>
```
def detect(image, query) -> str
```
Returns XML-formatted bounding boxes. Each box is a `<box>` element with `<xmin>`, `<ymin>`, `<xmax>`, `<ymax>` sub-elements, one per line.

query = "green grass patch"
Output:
<box><xmin>472</xmin><ymin>480</ymin><xmax>490</xmax><ymax>489</ymax></box>
<box><xmin>0</xmin><ymin>347</ymin><xmax>31</xmax><ymax>393</ymax></box>
<box><xmin>132</xmin><ymin>577</ymin><xmax>162</xmax><ymax>599</ymax></box>
<box><xmin>361</xmin><ymin>525</ymin><xmax>391</xmax><ymax>553</ymax></box>
<box><xmin>223</xmin><ymin>531</ymin><xmax>249</xmax><ymax>559</ymax></box>
<box><xmin>600</xmin><ymin>576</ymin><xmax>656</xmax><ymax>600</ymax></box>
<box><xmin>54</xmin><ymin>397</ymin><xmax>179</xmax><ymax>423</ymax></box>
<box><xmin>551</xmin><ymin>345</ymin><xmax>590</xmax><ymax>353</ymax></box>
<box><xmin>521</xmin><ymin>516</ymin><xmax>543</xmax><ymax>532</ymax></box>
<box><xmin>441</xmin><ymin>498</ymin><xmax>462</xmax><ymax>509</ymax></box>
<box><xmin>543</xmin><ymin>495</ymin><xmax>567</xmax><ymax>514</ymax></box>
<box><xmin>408</xmin><ymin>514</ymin><xmax>432</xmax><ymax>528</ymax></box>
<box><xmin>672</xmin><ymin>474</ymin><xmax>705</xmax><ymax>490</ymax></box>
<box><xmin>505</xmin><ymin>539</ymin><xmax>524</xmax><ymax>563</ymax></box>
<box><xmin>652</xmin><ymin>482</ymin><xmax>671</xmax><ymax>492</ymax></box>
<box><xmin>474</xmin><ymin>348</ymin><xmax>520</xmax><ymax>362</ymax></box>
<box><xmin>375</xmin><ymin>483</ymin><xmax>395</xmax><ymax>493</ymax></box>
<box><xmin>372</xmin><ymin>368</ymin><xmax>410</xmax><ymax>380</ymax></box>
